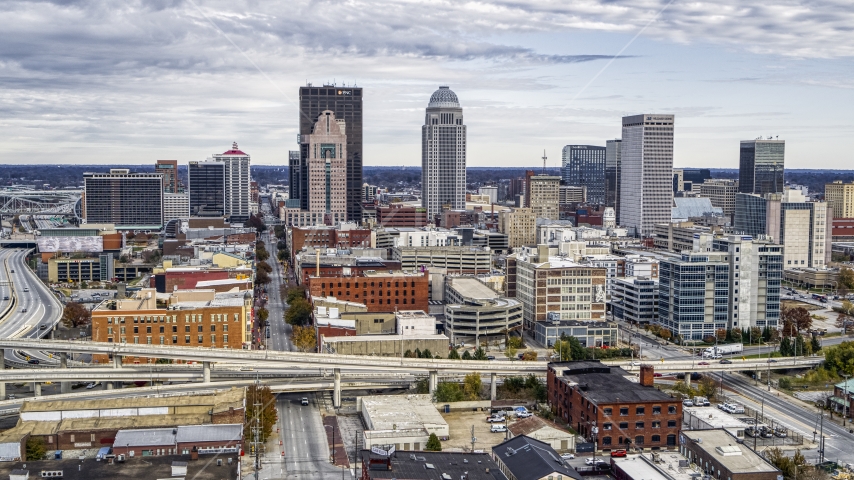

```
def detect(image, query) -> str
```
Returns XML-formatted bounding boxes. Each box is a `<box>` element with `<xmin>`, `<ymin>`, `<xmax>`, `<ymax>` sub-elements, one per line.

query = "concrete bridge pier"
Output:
<box><xmin>33</xmin><ymin>383</ymin><xmax>41</xmax><ymax>397</ymax></box>
<box><xmin>333</xmin><ymin>368</ymin><xmax>341</xmax><ymax>408</ymax></box>
<box><xmin>60</xmin><ymin>352</ymin><xmax>71</xmax><ymax>394</ymax></box>
<box><xmin>113</xmin><ymin>355</ymin><xmax>122</xmax><ymax>369</ymax></box>
<box><xmin>490</xmin><ymin>373</ymin><xmax>497</xmax><ymax>401</ymax></box>
<box><xmin>202</xmin><ymin>361</ymin><xmax>211</xmax><ymax>383</ymax></box>
<box><xmin>429</xmin><ymin>370</ymin><xmax>438</xmax><ymax>394</ymax></box>
<box><xmin>106</xmin><ymin>382</ymin><xmax>114</xmax><ymax>390</ymax></box>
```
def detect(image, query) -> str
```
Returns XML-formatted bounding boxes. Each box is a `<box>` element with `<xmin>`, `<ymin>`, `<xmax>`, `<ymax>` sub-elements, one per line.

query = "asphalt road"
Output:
<box><xmin>271</xmin><ymin>393</ymin><xmax>343</xmax><ymax>479</ymax></box>
<box><xmin>262</xmin><ymin>231</ymin><xmax>294</xmax><ymax>352</ymax></box>
<box><xmin>0</xmin><ymin>248</ymin><xmax>63</xmax><ymax>363</ymax></box>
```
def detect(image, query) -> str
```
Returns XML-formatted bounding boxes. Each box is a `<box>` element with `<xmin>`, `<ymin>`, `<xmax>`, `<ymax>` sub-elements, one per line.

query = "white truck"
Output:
<box><xmin>702</xmin><ymin>344</ymin><xmax>743</xmax><ymax>358</ymax></box>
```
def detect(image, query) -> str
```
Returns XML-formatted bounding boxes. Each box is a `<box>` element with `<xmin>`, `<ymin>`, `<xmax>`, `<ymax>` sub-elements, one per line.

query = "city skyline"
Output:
<box><xmin>1</xmin><ymin>1</ymin><xmax>853</xmax><ymax>169</ymax></box>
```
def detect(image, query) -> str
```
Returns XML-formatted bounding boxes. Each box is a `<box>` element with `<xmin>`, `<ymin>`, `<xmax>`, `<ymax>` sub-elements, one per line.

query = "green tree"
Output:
<box><xmin>840</xmin><ymin>267</ymin><xmax>854</xmax><ymax>290</ymax></box>
<box><xmin>448</xmin><ymin>349</ymin><xmax>461</xmax><ymax>360</ymax></box>
<box><xmin>286</xmin><ymin>286</ymin><xmax>307</xmax><ymax>304</ymax></box>
<box><xmin>284</xmin><ymin>298</ymin><xmax>312</xmax><ymax>326</ymax></box>
<box><xmin>840</xmin><ymin>300</ymin><xmax>854</xmax><ymax>316</ymax></box>
<box><xmin>553</xmin><ymin>337</ymin><xmax>572</xmax><ymax>362</ymax></box>
<box><xmin>404</xmin><ymin>349</ymin><xmax>415</xmax><ymax>358</ymax></box>
<box><xmin>245</xmin><ymin>214</ymin><xmax>267</xmax><ymax>233</ymax></box>
<box><xmin>26</xmin><ymin>437</ymin><xmax>46</xmax><ymax>461</ymax></box>
<box><xmin>780</xmin><ymin>337</ymin><xmax>792</xmax><ymax>356</ymax></box>
<box><xmin>504</xmin><ymin>345</ymin><xmax>517</xmax><ymax>361</ymax></box>
<box><xmin>255</xmin><ymin>269</ymin><xmax>271</xmax><ymax>285</ymax></box>
<box><xmin>824</xmin><ymin>341</ymin><xmax>854</xmax><ymax>375</ymax></box>
<box><xmin>245</xmin><ymin>384</ymin><xmax>278</xmax><ymax>445</ymax></box>
<box><xmin>567</xmin><ymin>335</ymin><xmax>585</xmax><ymax>360</ymax></box>
<box><xmin>811</xmin><ymin>335</ymin><xmax>822</xmax><ymax>353</ymax></box>
<box><xmin>257</xmin><ymin>261</ymin><xmax>272</xmax><ymax>274</ymax></box>
<box><xmin>463</xmin><ymin>373</ymin><xmax>482</xmax><ymax>400</ymax></box>
<box><xmin>255</xmin><ymin>246</ymin><xmax>270</xmax><ymax>262</ymax></box>
<box><xmin>420</xmin><ymin>349</ymin><xmax>432</xmax><ymax>358</ymax></box>
<box><xmin>257</xmin><ymin>308</ymin><xmax>269</xmax><ymax>324</ymax></box>
<box><xmin>425</xmin><ymin>433</ymin><xmax>442</xmax><ymax>451</ymax></box>
<box><xmin>507</xmin><ymin>336</ymin><xmax>524</xmax><ymax>349</ymax></box>
<box><xmin>462</xmin><ymin>350</ymin><xmax>473</xmax><ymax>360</ymax></box>
<box><xmin>291</xmin><ymin>325</ymin><xmax>317</xmax><ymax>352</ymax></box>
<box><xmin>434</xmin><ymin>382</ymin><xmax>465</xmax><ymax>402</ymax></box>
<box><xmin>765</xmin><ymin>448</ymin><xmax>810</xmax><ymax>480</ymax></box>
<box><xmin>730</xmin><ymin>327</ymin><xmax>742</xmax><ymax>343</ymax></box>
<box><xmin>473</xmin><ymin>347</ymin><xmax>488</xmax><ymax>360</ymax></box>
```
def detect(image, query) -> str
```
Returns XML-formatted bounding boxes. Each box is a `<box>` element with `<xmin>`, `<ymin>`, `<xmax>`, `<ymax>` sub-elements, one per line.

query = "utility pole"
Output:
<box><xmin>471</xmin><ymin>425</ymin><xmax>476</xmax><ymax>453</ymax></box>
<box><xmin>252</xmin><ymin>377</ymin><xmax>262</xmax><ymax>480</ymax></box>
<box><xmin>844</xmin><ymin>374</ymin><xmax>850</xmax><ymax>427</ymax></box>
<box><xmin>819</xmin><ymin>411</ymin><xmax>825</xmax><ymax>464</ymax></box>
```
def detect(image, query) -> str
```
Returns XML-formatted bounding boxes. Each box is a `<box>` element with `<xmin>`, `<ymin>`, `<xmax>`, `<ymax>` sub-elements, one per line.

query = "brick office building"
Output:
<box><xmin>548</xmin><ymin>361</ymin><xmax>681</xmax><ymax>451</ymax></box>
<box><xmin>289</xmin><ymin>224</ymin><xmax>372</xmax><ymax>261</ymax></box>
<box><xmin>680</xmin><ymin>430</ymin><xmax>780</xmax><ymax>480</ymax></box>
<box><xmin>306</xmin><ymin>270</ymin><xmax>429</xmax><ymax>313</ymax></box>
<box><xmin>377</xmin><ymin>204</ymin><xmax>430</xmax><ymax>227</ymax></box>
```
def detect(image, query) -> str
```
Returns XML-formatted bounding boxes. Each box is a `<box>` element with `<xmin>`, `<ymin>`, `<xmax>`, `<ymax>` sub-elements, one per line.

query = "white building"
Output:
<box><xmin>422</xmin><ymin>86</ymin><xmax>466</xmax><ymax>218</ymax></box>
<box><xmin>624</xmin><ymin>255</ymin><xmax>659</xmax><ymax>278</ymax></box>
<box><xmin>395</xmin><ymin>310</ymin><xmax>436</xmax><ymax>336</ymax></box>
<box><xmin>163</xmin><ymin>192</ymin><xmax>190</xmax><ymax>222</ymax></box>
<box><xmin>581</xmin><ymin>254</ymin><xmax>623</xmax><ymax>296</ymax></box>
<box><xmin>619</xmin><ymin>114</ymin><xmax>675</xmax><ymax>237</ymax></box>
<box><xmin>478</xmin><ymin>185</ymin><xmax>498</xmax><ymax>204</ymax></box>
<box><xmin>360</xmin><ymin>394</ymin><xmax>449</xmax><ymax>450</ymax></box>
<box><xmin>212</xmin><ymin>142</ymin><xmax>252</xmax><ymax>223</ymax></box>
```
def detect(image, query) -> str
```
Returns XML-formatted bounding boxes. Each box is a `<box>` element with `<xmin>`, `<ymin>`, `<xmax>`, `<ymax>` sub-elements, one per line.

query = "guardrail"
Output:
<box><xmin>0</xmin><ymin>257</ymin><xmax>18</xmax><ymax>327</ymax></box>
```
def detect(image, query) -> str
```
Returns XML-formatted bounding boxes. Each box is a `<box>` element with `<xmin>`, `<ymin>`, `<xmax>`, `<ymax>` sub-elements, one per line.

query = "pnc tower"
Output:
<box><xmin>421</xmin><ymin>86</ymin><xmax>466</xmax><ymax>219</ymax></box>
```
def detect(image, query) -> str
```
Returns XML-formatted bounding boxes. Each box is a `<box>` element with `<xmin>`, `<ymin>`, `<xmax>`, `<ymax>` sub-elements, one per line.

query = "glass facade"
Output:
<box><xmin>561</xmin><ymin>145</ymin><xmax>606</xmax><ymax>204</ymax></box>
<box><xmin>739</xmin><ymin>140</ymin><xmax>785</xmax><ymax>195</ymax></box>
<box><xmin>188</xmin><ymin>161</ymin><xmax>225</xmax><ymax>217</ymax></box>
<box><xmin>605</xmin><ymin>139</ymin><xmax>622</xmax><ymax>214</ymax></box>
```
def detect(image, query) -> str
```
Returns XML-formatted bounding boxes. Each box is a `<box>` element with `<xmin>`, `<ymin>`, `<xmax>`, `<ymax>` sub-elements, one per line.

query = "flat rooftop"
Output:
<box><xmin>323</xmin><ymin>334</ymin><xmax>448</xmax><ymax>343</ymax></box>
<box><xmin>682</xmin><ymin>430</ymin><xmax>779</xmax><ymax>474</ymax></box>
<box><xmin>612</xmin><ymin>452</ymin><xmax>696</xmax><ymax>480</ymax></box>
<box><xmin>20</xmin><ymin>387</ymin><xmax>243</xmax><ymax>414</ymax></box>
<box><xmin>550</xmin><ymin>361</ymin><xmax>672</xmax><ymax>403</ymax></box>
<box><xmin>359</xmin><ymin>450</ymin><xmax>503</xmax><ymax>480</ymax></box>
<box><xmin>683</xmin><ymin>406</ymin><xmax>752</xmax><ymax>429</ymax></box>
<box><xmin>0</xmin><ymin>455</ymin><xmax>238</xmax><ymax>480</ymax></box>
<box><xmin>447</xmin><ymin>277</ymin><xmax>501</xmax><ymax>300</ymax></box>
<box><xmin>361</xmin><ymin>394</ymin><xmax>447</xmax><ymax>433</ymax></box>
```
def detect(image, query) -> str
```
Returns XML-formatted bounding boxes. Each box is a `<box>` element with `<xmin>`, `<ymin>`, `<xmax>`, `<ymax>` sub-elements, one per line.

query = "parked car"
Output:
<box><xmin>585</xmin><ymin>458</ymin><xmax>605</xmax><ymax>465</ymax></box>
<box><xmin>487</xmin><ymin>416</ymin><xmax>505</xmax><ymax>423</ymax></box>
<box><xmin>516</xmin><ymin>411</ymin><xmax>533</xmax><ymax>418</ymax></box>
<box><xmin>774</xmin><ymin>427</ymin><xmax>787</xmax><ymax>438</ymax></box>
<box><xmin>729</xmin><ymin>404</ymin><xmax>745</xmax><ymax>414</ymax></box>
<box><xmin>683</xmin><ymin>400</ymin><xmax>694</xmax><ymax>407</ymax></box>
<box><xmin>745</xmin><ymin>427</ymin><xmax>758</xmax><ymax>437</ymax></box>
<box><xmin>490</xmin><ymin>424</ymin><xmax>507</xmax><ymax>433</ymax></box>
<box><xmin>21</xmin><ymin>308</ymin><xmax>26</xmax><ymax>313</ymax></box>
<box><xmin>767</xmin><ymin>359</ymin><xmax>777</xmax><ymax>363</ymax></box>
<box><xmin>561</xmin><ymin>453</ymin><xmax>575</xmax><ymax>460</ymax></box>
<box><xmin>610</xmin><ymin>450</ymin><xmax>627</xmax><ymax>457</ymax></box>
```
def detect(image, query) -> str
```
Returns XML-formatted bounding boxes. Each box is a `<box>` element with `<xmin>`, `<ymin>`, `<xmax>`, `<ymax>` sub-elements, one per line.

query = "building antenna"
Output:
<box><xmin>542</xmin><ymin>150</ymin><xmax>548</xmax><ymax>175</ymax></box>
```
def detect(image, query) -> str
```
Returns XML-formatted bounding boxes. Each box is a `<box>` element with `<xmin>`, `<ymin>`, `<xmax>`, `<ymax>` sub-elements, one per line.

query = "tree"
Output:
<box><xmin>420</xmin><ymin>349</ymin><xmax>432</xmax><ymax>359</ymax></box>
<box><xmin>749</xmin><ymin>327</ymin><xmax>762</xmax><ymax>343</ymax></box>
<box><xmin>811</xmin><ymin>335</ymin><xmax>822</xmax><ymax>353</ymax></box>
<box><xmin>473</xmin><ymin>347</ymin><xmax>488</xmax><ymax>360</ymax></box>
<box><xmin>504</xmin><ymin>345</ymin><xmax>517</xmax><ymax>361</ymax></box>
<box><xmin>448</xmin><ymin>349</ymin><xmax>461</xmax><ymax>360</ymax></box>
<box><xmin>26</xmin><ymin>437</ymin><xmax>46</xmax><ymax>461</ymax></box>
<box><xmin>286</xmin><ymin>287</ymin><xmax>307</xmax><ymax>304</ymax></box>
<box><xmin>425</xmin><ymin>433</ymin><xmax>442</xmax><ymax>451</ymax></box>
<box><xmin>780</xmin><ymin>337</ymin><xmax>792</xmax><ymax>356</ymax></box>
<box><xmin>782</xmin><ymin>307</ymin><xmax>813</xmax><ymax>335</ymax></box>
<box><xmin>291</xmin><ymin>325</ymin><xmax>317</xmax><ymax>352</ymax></box>
<box><xmin>257</xmin><ymin>308</ymin><xmax>269</xmax><ymax>324</ymax></box>
<box><xmin>521</xmin><ymin>351</ymin><xmax>538</xmax><ymax>361</ymax></box>
<box><xmin>61</xmin><ymin>301</ymin><xmax>91</xmax><ymax>328</ymax></box>
<box><xmin>553</xmin><ymin>337</ymin><xmax>572</xmax><ymax>362</ymax></box>
<box><xmin>462</xmin><ymin>350</ymin><xmax>472</xmax><ymax>360</ymax></box>
<box><xmin>245</xmin><ymin>384</ymin><xmax>278</xmax><ymax>445</ymax></box>
<box><xmin>255</xmin><ymin>246</ymin><xmax>270</xmax><ymax>262</ymax></box>
<box><xmin>507</xmin><ymin>336</ymin><xmax>525</xmax><ymax>349</ymax></box>
<box><xmin>730</xmin><ymin>327</ymin><xmax>742</xmax><ymax>343</ymax></box>
<box><xmin>839</xmin><ymin>313</ymin><xmax>854</xmax><ymax>335</ymax></box>
<box><xmin>404</xmin><ymin>349</ymin><xmax>415</xmax><ymax>358</ymax></box>
<box><xmin>284</xmin><ymin>298</ymin><xmax>312</xmax><ymax>326</ymax></box>
<box><xmin>766</xmin><ymin>448</ymin><xmax>810</xmax><ymax>480</ymax></box>
<box><xmin>245</xmin><ymin>214</ymin><xmax>267</xmax><ymax>233</ymax></box>
<box><xmin>824</xmin><ymin>341</ymin><xmax>854</xmax><ymax>375</ymax></box>
<box><xmin>840</xmin><ymin>267</ymin><xmax>854</xmax><ymax>291</ymax></box>
<box><xmin>715</xmin><ymin>329</ymin><xmax>727</xmax><ymax>341</ymax></box>
<box><xmin>659</xmin><ymin>328</ymin><xmax>672</xmax><ymax>342</ymax></box>
<box><xmin>433</xmin><ymin>382</ymin><xmax>465</xmax><ymax>402</ymax></box>
<box><xmin>841</xmin><ymin>300</ymin><xmax>854</xmax><ymax>316</ymax></box>
<box><xmin>463</xmin><ymin>373</ymin><xmax>482</xmax><ymax>400</ymax></box>
<box><xmin>255</xmin><ymin>269</ymin><xmax>271</xmax><ymax>285</ymax></box>
<box><xmin>257</xmin><ymin>261</ymin><xmax>272</xmax><ymax>274</ymax></box>
<box><xmin>697</xmin><ymin>377</ymin><xmax>718</xmax><ymax>400</ymax></box>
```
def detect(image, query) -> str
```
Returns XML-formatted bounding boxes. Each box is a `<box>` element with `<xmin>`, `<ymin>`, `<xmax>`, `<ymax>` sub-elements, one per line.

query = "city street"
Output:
<box><xmin>261</xmin><ymin>231</ymin><xmax>294</xmax><ymax>352</ymax></box>
<box><xmin>272</xmin><ymin>393</ymin><xmax>345</xmax><ymax>479</ymax></box>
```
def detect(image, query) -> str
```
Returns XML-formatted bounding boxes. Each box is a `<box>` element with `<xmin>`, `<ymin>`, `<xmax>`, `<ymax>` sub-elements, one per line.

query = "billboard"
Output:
<box><xmin>37</xmin><ymin>236</ymin><xmax>104</xmax><ymax>253</ymax></box>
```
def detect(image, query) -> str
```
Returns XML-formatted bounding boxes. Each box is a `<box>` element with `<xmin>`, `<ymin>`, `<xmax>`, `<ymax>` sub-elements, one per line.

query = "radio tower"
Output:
<box><xmin>542</xmin><ymin>150</ymin><xmax>547</xmax><ymax>174</ymax></box>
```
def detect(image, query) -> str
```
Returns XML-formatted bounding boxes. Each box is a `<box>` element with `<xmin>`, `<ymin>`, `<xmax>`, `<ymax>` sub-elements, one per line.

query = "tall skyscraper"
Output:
<box><xmin>211</xmin><ymin>143</ymin><xmax>251</xmax><ymax>223</ymax></box>
<box><xmin>605</xmin><ymin>139</ymin><xmax>622</xmax><ymax>216</ymax></box>
<box><xmin>524</xmin><ymin>171</ymin><xmax>560</xmax><ymax>220</ymax></box>
<box><xmin>561</xmin><ymin>145</ymin><xmax>606</xmax><ymax>204</ymax></box>
<box><xmin>83</xmin><ymin>169</ymin><xmax>163</xmax><ymax>229</ymax></box>
<box><xmin>155</xmin><ymin>160</ymin><xmax>179</xmax><ymax>193</ymax></box>
<box><xmin>188</xmin><ymin>160</ymin><xmax>225</xmax><ymax>218</ymax></box>
<box><xmin>825</xmin><ymin>180</ymin><xmax>854</xmax><ymax>219</ymax></box>
<box><xmin>282</xmin><ymin>110</ymin><xmax>347</xmax><ymax>226</ymax></box>
<box><xmin>299</xmin><ymin>85</ymin><xmax>363</xmax><ymax>221</ymax></box>
<box><xmin>422</xmin><ymin>86</ymin><xmax>466</xmax><ymax>218</ymax></box>
<box><xmin>619</xmin><ymin>114</ymin><xmax>675</xmax><ymax>237</ymax></box>
<box><xmin>288</xmin><ymin>150</ymin><xmax>304</xmax><ymax>209</ymax></box>
<box><xmin>738</xmin><ymin>139</ymin><xmax>785</xmax><ymax>195</ymax></box>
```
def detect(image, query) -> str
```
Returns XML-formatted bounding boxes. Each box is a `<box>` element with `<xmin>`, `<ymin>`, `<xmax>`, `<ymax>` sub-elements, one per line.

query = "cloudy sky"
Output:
<box><xmin>2</xmin><ymin>0</ymin><xmax>853</xmax><ymax>168</ymax></box>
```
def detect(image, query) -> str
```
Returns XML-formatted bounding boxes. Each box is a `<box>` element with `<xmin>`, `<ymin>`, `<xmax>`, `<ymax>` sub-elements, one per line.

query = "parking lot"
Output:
<box><xmin>438</xmin><ymin>409</ymin><xmax>521</xmax><ymax>452</ymax></box>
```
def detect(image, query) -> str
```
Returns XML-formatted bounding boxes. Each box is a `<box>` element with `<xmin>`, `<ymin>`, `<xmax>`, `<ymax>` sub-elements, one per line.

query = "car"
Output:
<box><xmin>487</xmin><ymin>416</ymin><xmax>505</xmax><ymax>423</ymax></box>
<box><xmin>490</xmin><ymin>424</ymin><xmax>507</xmax><ymax>433</ymax></box>
<box><xmin>39</xmin><ymin>325</ymin><xmax>47</xmax><ymax>330</ymax></box>
<box><xmin>698</xmin><ymin>361</ymin><xmax>710</xmax><ymax>366</ymax></box>
<box><xmin>585</xmin><ymin>458</ymin><xmax>605</xmax><ymax>465</ymax></box>
<box><xmin>767</xmin><ymin>359</ymin><xmax>777</xmax><ymax>363</ymax></box>
<box><xmin>486</xmin><ymin>356</ymin><xmax>495</xmax><ymax>360</ymax></box>
<box><xmin>630</xmin><ymin>361</ymin><xmax>641</xmax><ymax>366</ymax></box>
<box><xmin>774</xmin><ymin>427</ymin><xmax>787</xmax><ymax>438</ymax></box>
<box><xmin>653</xmin><ymin>373</ymin><xmax>663</xmax><ymax>377</ymax></box>
<box><xmin>86</xmin><ymin>382</ymin><xmax>98</xmax><ymax>389</ymax></box>
<box><xmin>561</xmin><ymin>453</ymin><xmax>575</xmax><ymax>460</ymax></box>
<box><xmin>27</xmin><ymin>359</ymin><xmax>39</xmax><ymax>365</ymax></box>
<box><xmin>610</xmin><ymin>449</ymin><xmax>627</xmax><ymax>458</ymax></box>
<box><xmin>683</xmin><ymin>400</ymin><xmax>694</xmax><ymax>407</ymax></box>
<box><xmin>712</xmin><ymin>354</ymin><xmax>722</xmax><ymax>359</ymax></box>
<box><xmin>21</xmin><ymin>308</ymin><xmax>26</xmax><ymax>313</ymax></box>
<box><xmin>300</xmin><ymin>397</ymin><xmax>309</xmax><ymax>406</ymax></box>
<box><xmin>516</xmin><ymin>411</ymin><xmax>533</xmax><ymax>418</ymax></box>
<box><xmin>23</xmin><ymin>287</ymin><xmax>29</xmax><ymax>292</ymax></box>
<box><xmin>2</xmin><ymin>296</ymin><xmax>7</xmax><ymax>301</ymax></box>
<box><xmin>730</xmin><ymin>405</ymin><xmax>745</xmax><ymax>414</ymax></box>
<box><xmin>720</xmin><ymin>359</ymin><xmax>732</xmax><ymax>364</ymax></box>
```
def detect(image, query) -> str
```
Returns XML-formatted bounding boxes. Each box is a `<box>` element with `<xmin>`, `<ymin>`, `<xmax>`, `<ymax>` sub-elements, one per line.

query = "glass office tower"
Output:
<box><xmin>739</xmin><ymin>139</ymin><xmax>785</xmax><ymax>195</ymax></box>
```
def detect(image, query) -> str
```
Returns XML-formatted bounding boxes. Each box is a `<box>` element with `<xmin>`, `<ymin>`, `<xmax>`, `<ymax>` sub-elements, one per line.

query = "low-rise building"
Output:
<box><xmin>393</xmin><ymin>245</ymin><xmax>492</xmax><ymax>274</ymax></box>
<box><xmin>531</xmin><ymin>319</ymin><xmax>617</xmax><ymax>348</ymax></box>
<box><xmin>395</xmin><ymin>310</ymin><xmax>436</xmax><ymax>336</ymax></box>
<box><xmin>306</xmin><ymin>270</ymin><xmax>430</xmax><ymax>313</ymax></box>
<box><xmin>548</xmin><ymin>362</ymin><xmax>681</xmax><ymax>451</ymax></box>
<box><xmin>112</xmin><ymin>423</ymin><xmax>243</xmax><ymax>457</ymax></box>
<box><xmin>376</xmin><ymin>204</ymin><xmax>430</xmax><ymax>227</ymax></box>
<box><xmin>320</xmin><ymin>333</ymin><xmax>449</xmax><ymax>357</ymax></box>
<box><xmin>491</xmin><ymin>435</ymin><xmax>582</xmax><ymax>480</ymax></box>
<box><xmin>610</xmin><ymin>277</ymin><xmax>659</xmax><ymax>325</ymax></box>
<box><xmin>359</xmin><ymin>394</ymin><xmax>448</xmax><ymax>450</ymax></box>
<box><xmin>680</xmin><ymin>430</ymin><xmax>781</xmax><ymax>480</ymax></box>
<box><xmin>507</xmin><ymin>416</ymin><xmax>576</xmax><ymax>452</ymax></box>
<box><xmin>359</xmin><ymin>450</ymin><xmax>501</xmax><ymax>480</ymax></box>
<box><xmin>783</xmin><ymin>267</ymin><xmax>839</xmax><ymax>289</ymax></box>
<box><xmin>611</xmin><ymin>451</ymin><xmax>695</xmax><ymax>480</ymax></box>
<box><xmin>443</xmin><ymin>276</ymin><xmax>523</xmax><ymax>346</ymax></box>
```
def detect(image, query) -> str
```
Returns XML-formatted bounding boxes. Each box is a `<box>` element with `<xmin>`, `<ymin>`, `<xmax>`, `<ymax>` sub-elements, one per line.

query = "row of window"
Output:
<box><xmin>108</xmin><ymin>324</ymin><xmax>228</xmax><ymax>334</ymax></box>
<box><xmin>600</xmin><ymin>434</ymin><xmax>677</xmax><ymax>446</ymax></box>
<box><xmin>603</xmin><ymin>420</ymin><xmax>677</xmax><ymax>430</ymax></box>
<box><xmin>106</xmin><ymin>335</ymin><xmax>229</xmax><ymax>345</ymax></box>
<box><xmin>320</xmin><ymin>281</ymin><xmax>415</xmax><ymax>288</ymax></box>
<box><xmin>105</xmin><ymin>313</ymin><xmax>239</xmax><ymax>324</ymax></box>
<box><xmin>603</xmin><ymin>405</ymin><xmax>677</xmax><ymax>415</ymax></box>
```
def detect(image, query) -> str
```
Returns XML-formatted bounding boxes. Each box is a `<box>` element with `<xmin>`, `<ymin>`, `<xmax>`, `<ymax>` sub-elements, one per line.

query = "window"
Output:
<box><xmin>223</xmin><ymin>334</ymin><xmax>228</xmax><ymax>343</ymax></box>
<box><xmin>635</xmin><ymin>422</ymin><xmax>644</xmax><ymax>429</ymax></box>
<box><xmin>211</xmin><ymin>325</ymin><xmax>216</xmax><ymax>332</ymax></box>
<box><xmin>602</xmin><ymin>437</ymin><xmax>612</xmax><ymax>445</ymax></box>
<box><xmin>198</xmin><ymin>335</ymin><xmax>203</xmax><ymax>343</ymax></box>
<box><xmin>667</xmin><ymin>420</ymin><xmax>677</xmax><ymax>427</ymax></box>
<box><xmin>652</xmin><ymin>421</ymin><xmax>661</xmax><ymax>428</ymax></box>
<box><xmin>619</xmin><ymin>422</ymin><xmax>628</xmax><ymax>429</ymax></box>
<box><xmin>620</xmin><ymin>407</ymin><xmax>628</xmax><ymax>416</ymax></box>
<box><xmin>652</xmin><ymin>435</ymin><xmax>661</xmax><ymax>442</ymax></box>
<box><xmin>133</xmin><ymin>326</ymin><xmax>139</xmax><ymax>334</ymax></box>
<box><xmin>603</xmin><ymin>408</ymin><xmax>612</xmax><ymax>415</ymax></box>
<box><xmin>185</xmin><ymin>336</ymin><xmax>190</xmax><ymax>344</ymax></box>
<box><xmin>653</xmin><ymin>406</ymin><xmax>661</xmax><ymax>414</ymax></box>
<box><xmin>603</xmin><ymin>423</ymin><xmax>612</xmax><ymax>430</ymax></box>
<box><xmin>223</xmin><ymin>324</ymin><xmax>228</xmax><ymax>332</ymax></box>
<box><xmin>173</xmin><ymin>326</ymin><xmax>177</xmax><ymax>333</ymax></box>
<box><xmin>211</xmin><ymin>335</ymin><xmax>216</xmax><ymax>344</ymax></box>
<box><xmin>198</xmin><ymin>325</ymin><xmax>203</xmax><ymax>333</ymax></box>
<box><xmin>159</xmin><ymin>326</ymin><xmax>164</xmax><ymax>333</ymax></box>
<box><xmin>667</xmin><ymin>434</ymin><xmax>677</xmax><ymax>446</ymax></box>
<box><xmin>635</xmin><ymin>435</ymin><xmax>644</xmax><ymax>445</ymax></box>
<box><xmin>636</xmin><ymin>407</ymin><xmax>645</xmax><ymax>415</ymax></box>
<box><xmin>185</xmin><ymin>326</ymin><xmax>190</xmax><ymax>333</ymax></box>
<box><xmin>91</xmin><ymin>433</ymin><xmax>96</xmax><ymax>442</ymax></box>
<box><xmin>173</xmin><ymin>336</ymin><xmax>178</xmax><ymax>344</ymax></box>
<box><xmin>146</xmin><ymin>326</ymin><xmax>151</xmax><ymax>334</ymax></box>
<box><xmin>668</xmin><ymin>406</ymin><xmax>677</xmax><ymax>414</ymax></box>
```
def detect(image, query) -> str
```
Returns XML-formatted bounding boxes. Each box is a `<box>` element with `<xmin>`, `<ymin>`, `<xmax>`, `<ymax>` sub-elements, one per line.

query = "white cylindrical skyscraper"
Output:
<box><xmin>422</xmin><ymin>86</ymin><xmax>466</xmax><ymax>218</ymax></box>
